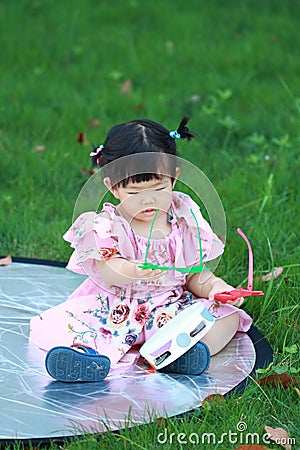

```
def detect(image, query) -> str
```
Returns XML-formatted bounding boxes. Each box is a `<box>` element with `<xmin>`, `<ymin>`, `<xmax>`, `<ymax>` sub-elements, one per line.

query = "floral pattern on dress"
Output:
<box><xmin>155</xmin><ymin>311</ymin><xmax>175</xmax><ymax>328</ymax></box>
<box><xmin>67</xmin><ymin>311</ymin><xmax>99</xmax><ymax>348</ymax></box>
<box><xmin>132</xmin><ymin>303</ymin><xmax>151</xmax><ymax>326</ymax></box>
<box><xmin>98</xmin><ymin>248</ymin><xmax>119</xmax><ymax>259</ymax></box>
<box><xmin>99</xmin><ymin>327</ymin><xmax>113</xmax><ymax>343</ymax></box>
<box><xmin>109</xmin><ymin>303</ymin><xmax>130</xmax><ymax>325</ymax></box>
<box><xmin>123</xmin><ymin>331</ymin><xmax>138</xmax><ymax>346</ymax></box>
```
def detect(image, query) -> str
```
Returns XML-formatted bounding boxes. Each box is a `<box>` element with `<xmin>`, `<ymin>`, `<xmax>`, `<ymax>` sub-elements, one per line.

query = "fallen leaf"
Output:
<box><xmin>234</xmin><ymin>446</ymin><xmax>270</xmax><ymax>450</ymax></box>
<box><xmin>202</xmin><ymin>393</ymin><xmax>225</xmax><ymax>405</ymax></box>
<box><xmin>264</xmin><ymin>425</ymin><xmax>292</xmax><ymax>450</ymax></box>
<box><xmin>0</xmin><ymin>255</ymin><xmax>12</xmax><ymax>266</ymax></box>
<box><xmin>88</xmin><ymin>118</ymin><xmax>101</xmax><ymax>129</ymax></box>
<box><xmin>34</xmin><ymin>145</ymin><xmax>46</xmax><ymax>152</ymax></box>
<box><xmin>121</xmin><ymin>78</ymin><xmax>132</xmax><ymax>95</ymax></box>
<box><xmin>77</xmin><ymin>132</ymin><xmax>88</xmax><ymax>145</ymax></box>
<box><xmin>262</xmin><ymin>267</ymin><xmax>283</xmax><ymax>281</ymax></box>
<box><xmin>156</xmin><ymin>417</ymin><xmax>168</xmax><ymax>427</ymax></box>
<box><xmin>258</xmin><ymin>372</ymin><xmax>299</xmax><ymax>388</ymax></box>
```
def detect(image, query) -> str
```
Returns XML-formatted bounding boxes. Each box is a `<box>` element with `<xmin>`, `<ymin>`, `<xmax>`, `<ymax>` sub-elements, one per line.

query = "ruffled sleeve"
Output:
<box><xmin>63</xmin><ymin>210</ymin><xmax>120</xmax><ymax>277</ymax></box>
<box><xmin>171</xmin><ymin>192</ymin><xmax>225</xmax><ymax>267</ymax></box>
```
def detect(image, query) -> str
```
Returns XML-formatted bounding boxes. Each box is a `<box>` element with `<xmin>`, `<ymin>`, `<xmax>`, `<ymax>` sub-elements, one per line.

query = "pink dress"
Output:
<box><xmin>30</xmin><ymin>192</ymin><xmax>252</xmax><ymax>369</ymax></box>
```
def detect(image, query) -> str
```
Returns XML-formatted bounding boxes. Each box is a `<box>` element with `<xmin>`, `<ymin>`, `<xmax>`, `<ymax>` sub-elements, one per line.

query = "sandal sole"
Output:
<box><xmin>162</xmin><ymin>341</ymin><xmax>210</xmax><ymax>375</ymax></box>
<box><xmin>45</xmin><ymin>346</ymin><xmax>111</xmax><ymax>382</ymax></box>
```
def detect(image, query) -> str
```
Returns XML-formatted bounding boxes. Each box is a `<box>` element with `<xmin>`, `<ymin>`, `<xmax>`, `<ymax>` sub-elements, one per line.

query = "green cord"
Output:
<box><xmin>143</xmin><ymin>209</ymin><xmax>160</xmax><ymax>265</ymax></box>
<box><xmin>140</xmin><ymin>207</ymin><xmax>210</xmax><ymax>273</ymax></box>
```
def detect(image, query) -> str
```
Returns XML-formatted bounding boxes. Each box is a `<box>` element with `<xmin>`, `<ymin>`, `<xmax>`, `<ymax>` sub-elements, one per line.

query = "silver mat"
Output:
<box><xmin>0</xmin><ymin>262</ymin><xmax>255</xmax><ymax>441</ymax></box>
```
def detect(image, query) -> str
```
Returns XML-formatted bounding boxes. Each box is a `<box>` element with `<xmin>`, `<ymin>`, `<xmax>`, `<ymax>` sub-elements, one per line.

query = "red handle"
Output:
<box><xmin>214</xmin><ymin>288</ymin><xmax>264</xmax><ymax>304</ymax></box>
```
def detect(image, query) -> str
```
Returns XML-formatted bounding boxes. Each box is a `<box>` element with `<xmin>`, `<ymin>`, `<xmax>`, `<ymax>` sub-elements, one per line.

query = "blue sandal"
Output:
<box><xmin>161</xmin><ymin>341</ymin><xmax>210</xmax><ymax>375</ymax></box>
<box><xmin>45</xmin><ymin>344</ymin><xmax>111</xmax><ymax>382</ymax></box>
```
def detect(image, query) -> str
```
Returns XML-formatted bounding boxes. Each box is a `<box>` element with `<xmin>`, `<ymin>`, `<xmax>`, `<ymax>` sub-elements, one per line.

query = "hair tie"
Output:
<box><xmin>169</xmin><ymin>130</ymin><xmax>181</xmax><ymax>139</ymax></box>
<box><xmin>90</xmin><ymin>144</ymin><xmax>104</xmax><ymax>164</ymax></box>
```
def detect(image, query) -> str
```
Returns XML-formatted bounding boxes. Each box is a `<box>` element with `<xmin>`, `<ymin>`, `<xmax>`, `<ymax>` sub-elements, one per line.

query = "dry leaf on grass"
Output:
<box><xmin>202</xmin><ymin>393</ymin><xmax>225</xmax><ymax>405</ymax></box>
<box><xmin>262</xmin><ymin>267</ymin><xmax>283</xmax><ymax>281</ymax></box>
<box><xmin>0</xmin><ymin>255</ymin><xmax>12</xmax><ymax>266</ymax></box>
<box><xmin>34</xmin><ymin>145</ymin><xmax>46</xmax><ymax>152</ymax></box>
<box><xmin>77</xmin><ymin>132</ymin><xmax>88</xmax><ymax>145</ymax></box>
<box><xmin>88</xmin><ymin>118</ymin><xmax>101</xmax><ymax>129</ymax></box>
<box><xmin>264</xmin><ymin>425</ymin><xmax>292</xmax><ymax>450</ymax></box>
<box><xmin>121</xmin><ymin>78</ymin><xmax>132</xmax><ymax>95</ymax></box>
<box><xmin>156</xmin><ymin>417</ymin><xmax>168</xmax><ymax>427</ymax></box>
<box><xmin>258</xmin><ymin>372</ymin><xmax>299</xmax><ymax>388</ymax></box>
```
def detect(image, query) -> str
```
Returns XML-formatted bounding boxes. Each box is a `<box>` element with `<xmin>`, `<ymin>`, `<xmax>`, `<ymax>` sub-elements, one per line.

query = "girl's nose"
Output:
<box><xmin>142</xmin><ymin>192</ymin><xmax>155</xmax><ymax>205</ymax></box>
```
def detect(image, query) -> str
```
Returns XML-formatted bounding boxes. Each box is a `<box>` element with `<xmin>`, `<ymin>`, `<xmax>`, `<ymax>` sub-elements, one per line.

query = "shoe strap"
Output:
<box><xmin>70</xmin><ymin>343</ymin><xmax>98</xmax><ymax>355</ymax></box>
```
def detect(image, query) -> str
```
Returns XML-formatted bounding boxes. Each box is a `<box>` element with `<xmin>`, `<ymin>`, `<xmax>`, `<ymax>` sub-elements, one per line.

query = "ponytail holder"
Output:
<box><xmin>90</xmin><ymin>144</ymin><xmax>104</xmax><ymax>164</ymax></box>
<box><xmin>169</xmin><ymin>130</ymin><xmax>181</xmax><ymax>139</ymax></box>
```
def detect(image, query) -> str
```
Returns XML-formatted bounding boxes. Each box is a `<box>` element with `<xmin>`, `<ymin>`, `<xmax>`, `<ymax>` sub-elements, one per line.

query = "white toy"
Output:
<box><xmin>139</xmin><ymin>302</ymin><xmax>215</xmax><ymax>370</ymax></box>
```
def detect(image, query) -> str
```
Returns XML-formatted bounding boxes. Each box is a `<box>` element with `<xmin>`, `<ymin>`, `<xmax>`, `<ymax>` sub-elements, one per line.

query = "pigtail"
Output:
<box><xmin>176</xmin><ymin>116</ymin><xmax>195</xmax><ymax>141</ymax></box>
<box><xmin>90</xmin><ymin>143</ymin><xmax>104</xmax><ymax>166</ymax></box>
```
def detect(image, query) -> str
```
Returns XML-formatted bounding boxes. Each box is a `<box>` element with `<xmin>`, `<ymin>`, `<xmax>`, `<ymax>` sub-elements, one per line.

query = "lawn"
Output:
<box><xmin>0</xmin><ymin>0</ymin><xmax>299</xmax><ymax>448</ymax></box>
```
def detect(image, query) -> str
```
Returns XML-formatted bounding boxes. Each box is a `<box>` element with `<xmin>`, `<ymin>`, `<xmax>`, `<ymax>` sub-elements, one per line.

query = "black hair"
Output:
<box><xmin>91</xmin><ymin>116</ymin><xmax>195</xmax><ymax>187</ymax></box>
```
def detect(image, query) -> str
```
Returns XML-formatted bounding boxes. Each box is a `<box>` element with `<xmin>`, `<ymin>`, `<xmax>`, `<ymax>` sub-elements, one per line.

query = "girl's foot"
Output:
<box><xmin>45</xmin><ymin>344</ymin><xmax>111</xmax><ymax>382</ymax></box>
<box><xmin>161</xmin><ymin>341</ymin><xmax>210</xmax><ymax>375</ymax></box>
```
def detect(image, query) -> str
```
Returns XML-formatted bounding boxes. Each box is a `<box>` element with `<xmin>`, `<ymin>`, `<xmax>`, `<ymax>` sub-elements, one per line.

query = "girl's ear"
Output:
<box><xmin>173</xmin><ymin>167</ymin><xmax>181</xmax><ymax>187</ymax></box>
<box><xmin>103</xmin><ymin>177</ymin><xmax>120</xmax><ymax>199</ymax></box>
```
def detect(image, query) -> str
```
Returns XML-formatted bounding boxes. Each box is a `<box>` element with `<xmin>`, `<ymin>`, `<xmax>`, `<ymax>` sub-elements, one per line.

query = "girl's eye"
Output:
<box><xmin>127</xmin><ymin>185</ymin><xmax>168</xmax><ymax>194</ymax></box>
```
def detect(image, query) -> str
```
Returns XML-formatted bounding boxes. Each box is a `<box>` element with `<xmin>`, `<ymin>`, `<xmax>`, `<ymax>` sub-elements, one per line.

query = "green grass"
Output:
<box><xmin>0</xmin><ymin>0</ymin><xmax>299</xmax><ymax>448</ymax></box>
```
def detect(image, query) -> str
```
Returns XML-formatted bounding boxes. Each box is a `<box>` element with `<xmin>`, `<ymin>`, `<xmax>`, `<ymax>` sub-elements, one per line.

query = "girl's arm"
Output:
<box><xmin>185</xmin><ymin>271</ymin><xmax>243</xmax><ymax>306</ymax></box>
<box><xmin>96</xmin><ymin>258</ymin><xmax>162</xmax><ymax>285</ymax></box>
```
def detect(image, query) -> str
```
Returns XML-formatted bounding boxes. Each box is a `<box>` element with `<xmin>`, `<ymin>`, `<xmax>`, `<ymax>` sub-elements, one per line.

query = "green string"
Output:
<box><xmin>139</xmin><ymin>208</ymin><xmax>210</xmax><ymax>273</ymax></box>
<box><xmin>143</xmin><ymin>209</ymin><xmax>160</xmax><ymax>265</ymax></box>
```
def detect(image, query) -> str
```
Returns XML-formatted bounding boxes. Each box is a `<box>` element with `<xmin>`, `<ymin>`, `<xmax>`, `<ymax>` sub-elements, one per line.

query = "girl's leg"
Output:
<box><xmin>201</xmin><ymin>312</ymin><xmax>240</xmax><ymax>356</ymax></box>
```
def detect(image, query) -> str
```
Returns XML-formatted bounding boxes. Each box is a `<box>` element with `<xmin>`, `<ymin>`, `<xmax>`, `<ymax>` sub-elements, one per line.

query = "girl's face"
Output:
<box><xmin>104</xmin><ymin>168</ymin><xmax>179</xmax><ymax>224</ymax></box>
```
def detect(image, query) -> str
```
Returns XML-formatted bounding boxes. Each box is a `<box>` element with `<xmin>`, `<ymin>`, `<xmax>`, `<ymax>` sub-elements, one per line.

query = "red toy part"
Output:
<box><xmin>214</xmin><ymin>288</ymin><xmax>264</xmax><ymax>304</ymax></box>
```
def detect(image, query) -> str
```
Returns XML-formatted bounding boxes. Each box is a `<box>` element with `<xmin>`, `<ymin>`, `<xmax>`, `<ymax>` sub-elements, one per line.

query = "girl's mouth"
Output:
<box><xmin>142</xmin><ymin>208</ymin><xmax>157</xmax><ymax>216</ymax></box>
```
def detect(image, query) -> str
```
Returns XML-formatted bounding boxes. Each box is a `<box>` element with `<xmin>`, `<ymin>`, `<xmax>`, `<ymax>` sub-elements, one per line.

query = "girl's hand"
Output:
<box><xmin>96</xmin><ymin>258</ymin><xmax>164</xmax><ymax>285</ymax></box>
<box><xmin>208</xmin><ymin>278</ymin><xmax>244</xmax><ymax>307</ymax></box>
<box><xmin>132</xmin><ymin>261</ymin><xmax>164</xmax><ymax>281</ymax></box>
